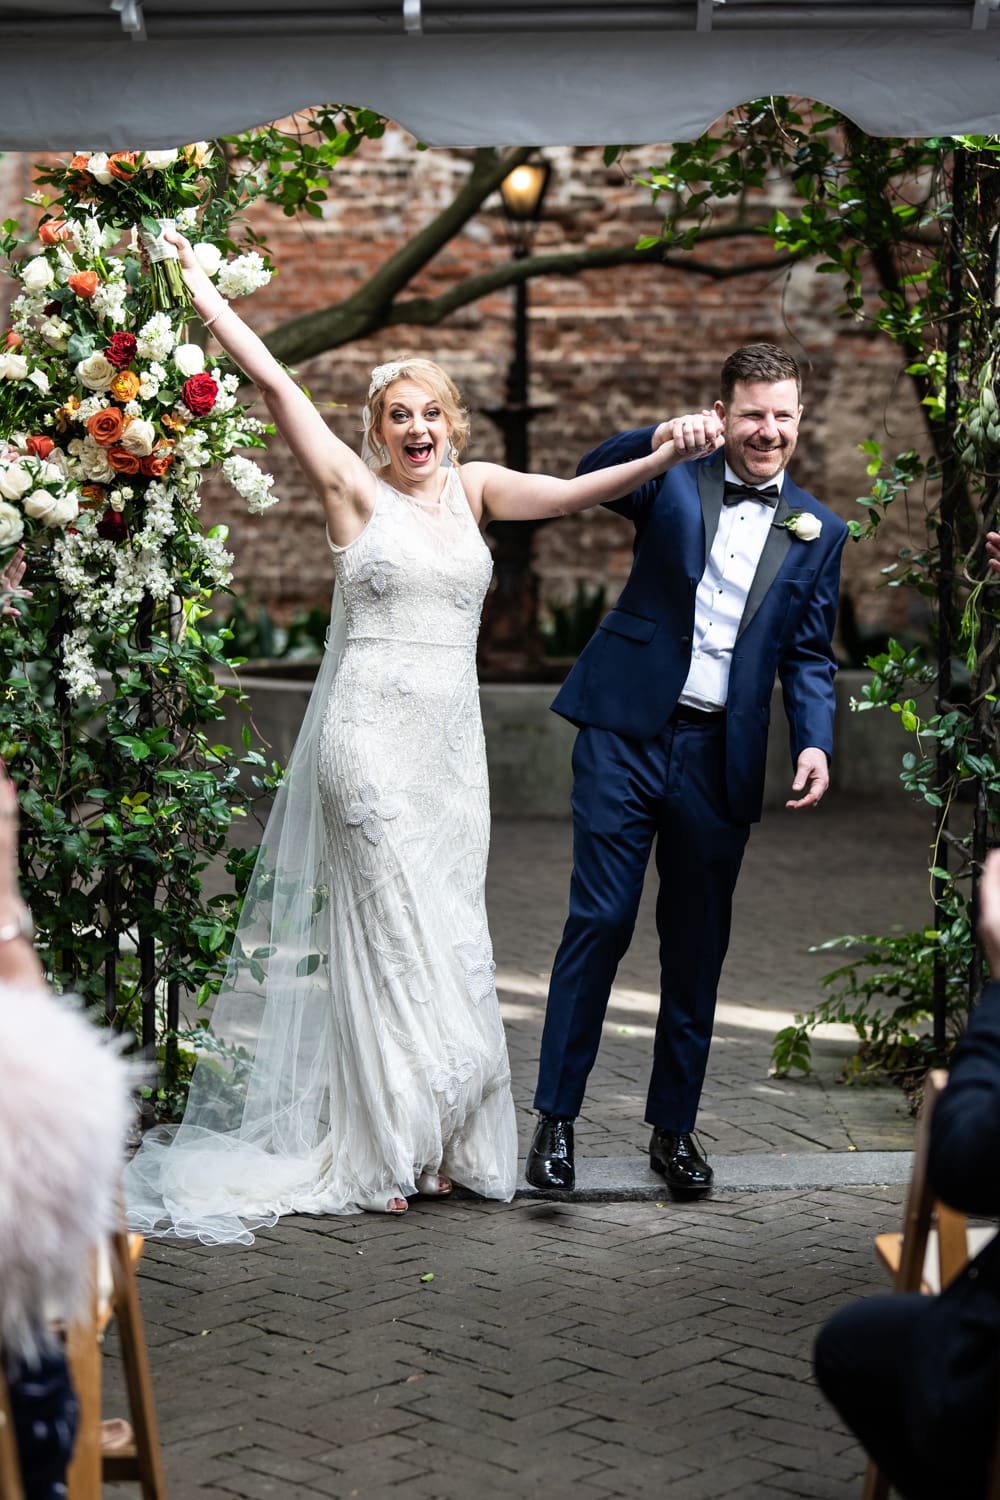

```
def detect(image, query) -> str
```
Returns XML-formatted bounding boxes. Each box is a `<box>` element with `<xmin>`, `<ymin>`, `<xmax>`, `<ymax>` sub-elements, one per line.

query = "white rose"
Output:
<box><xmin>76</xmin><ymin>352</ymin><xmax>116</xmax><ymax>391</ymax></box>
<box><xmin>142</xmin><ymin>149</ymin><xmax>179</xmax><ymax>170</ymax></box>
<box><xmin>787</xmin><ymin>512</ymin><xmax>823</xmax><ymax>542</ymax></box>
<box><xmin>23</xmin><ymin>489</ymin><xmax>78</xmax><ymax>528</ymax></box>
<box><xmin>119</xmin><ymin>419</ymin><xmax>156</xmax><ymax>457</ymax></box>
<box><xmin>191</xmin><ymin>242</ymin><xmax>223</xmax><ymax>278</ymax></box>
<box><xmin>28</xmin><ymin>368</ymin><xmax>50</xmax><ymax>394</ymax></box>
<box><xmin>0</xmin><ymin>464</ymin><xmax>32</xmax><ymax>501</ymax></box>
<box><xmin>172</xmin><ymin>343</ymin><xmax>206</xmax><ymax>377</ymax></box>
<box><xmin>0</xmin><ymin>353</ymin><xmax>28</xmax><ymax>381</ymax></box>
<box><xmin>38</xmin><ymin>461</ymin><xmax>64</xmax><ymax>484</ymax></box>
<box><xmin>87</xmin><ymin>152</ymin><xmax>112</xmax><ymax>185</ymax></box>
<box><xmin>20</xmin><ymin>256</ymin><xmax>54</xmax><ymax>292</ymax></box>
<box><xmin>0</xmin><ymin>502</ymin><xmax>24</xmax><ymax>549</ymax></box>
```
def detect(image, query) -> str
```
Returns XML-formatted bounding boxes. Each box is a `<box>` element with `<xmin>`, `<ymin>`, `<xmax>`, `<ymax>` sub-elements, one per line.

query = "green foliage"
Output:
<box><xmin>540</xmin><ymin>583</ymin><xmax>607</xmax><ymax>658</ymax></box>
<box><xmin>772</xmin><ymin>899</ymin><xmax>972</xmax><ymax>1082</ymax></box>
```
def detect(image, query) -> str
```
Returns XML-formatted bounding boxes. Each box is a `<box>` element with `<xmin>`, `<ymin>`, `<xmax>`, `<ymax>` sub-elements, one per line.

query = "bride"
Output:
<box><xmin>123</xmin><ymin>231</ymin><xmax>718</xmax><ymax>1241</ymax></box>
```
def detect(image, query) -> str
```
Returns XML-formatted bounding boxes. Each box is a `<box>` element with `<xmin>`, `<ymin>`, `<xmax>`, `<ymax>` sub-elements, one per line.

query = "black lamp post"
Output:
<box><xmin>479</xmin><ymin>154</ymin><xmax>554</xmax><ymax>677</ymax></box>
<box><xmin>491</xmin><ymin>155</ymin><xmax>552</xmax><ymax>472</ymax></box>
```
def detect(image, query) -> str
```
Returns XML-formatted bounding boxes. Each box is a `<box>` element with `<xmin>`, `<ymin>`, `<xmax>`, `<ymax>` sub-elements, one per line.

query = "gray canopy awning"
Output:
<box><xmin>0</xmin><ymin>1</ymin><xmax>999</xmax><ymax>147</ymax></box>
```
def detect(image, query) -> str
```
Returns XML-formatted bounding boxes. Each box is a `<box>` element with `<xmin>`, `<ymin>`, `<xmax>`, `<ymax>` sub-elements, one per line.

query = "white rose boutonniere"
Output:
<box><xmin>784</xmin><ymin>511</ymin><xmax>822</xmax><ymax>542</ymax></box>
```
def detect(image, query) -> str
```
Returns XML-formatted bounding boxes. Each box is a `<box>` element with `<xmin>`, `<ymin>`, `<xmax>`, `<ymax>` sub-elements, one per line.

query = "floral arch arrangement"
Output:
<box><xmin>0</xmin><ymin>145</ymin><xmax>283</xmax><ymax>1102</ymax></box>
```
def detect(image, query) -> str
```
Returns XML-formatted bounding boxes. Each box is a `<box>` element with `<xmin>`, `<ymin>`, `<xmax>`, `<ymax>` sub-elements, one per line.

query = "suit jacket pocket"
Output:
<box><xmin>597</xmin><ymin>609</ymin><xmax>657</xmax><ymax>643</ymax></box>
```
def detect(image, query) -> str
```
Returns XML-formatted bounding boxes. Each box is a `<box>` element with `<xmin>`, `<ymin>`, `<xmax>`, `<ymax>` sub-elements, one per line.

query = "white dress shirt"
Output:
<box><xmin>678</xmin><ymin>464</ymin><xmax>784</xmax><ymax>712</ymax></box>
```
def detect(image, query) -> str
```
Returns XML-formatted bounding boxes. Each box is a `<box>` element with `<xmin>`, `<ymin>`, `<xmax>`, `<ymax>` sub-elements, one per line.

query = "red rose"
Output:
<box><xmin>25</xmin><ymin>435</ymin><xmax>55</xmax><ymax>459</ymax></box>
<box><xmin>96</xmin><ymin>509</ymin><xmax>128</xmax><ymax>542</ymax></box>
<box><xmin>182</xmin><ymin>373</ymin><xmax>219</xmax><ymax>416</ymax></box>
<box><xmin>105</xmin><ymin>332</ymin><xmax>137</xmax><ymax>370</ymax></box>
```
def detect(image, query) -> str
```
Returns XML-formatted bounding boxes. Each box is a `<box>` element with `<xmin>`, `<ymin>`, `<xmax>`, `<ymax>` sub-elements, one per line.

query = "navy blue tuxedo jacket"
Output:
<box><xmin>551</xmin><ymin>428</ymin><xmax>849</xmax><ymax>823</ymax></box>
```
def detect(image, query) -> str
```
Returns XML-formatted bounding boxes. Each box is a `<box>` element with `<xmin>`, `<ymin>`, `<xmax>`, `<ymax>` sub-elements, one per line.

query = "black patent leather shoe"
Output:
<box><xmin>648</xmin><ymin>1129</ymin><xmax>713</xmax><ymax>1198</ymax></box>
<box><xmin>525</xmin><ymin>1113</ymin><xmax>575</xmax><ymax>1191</ymax></box>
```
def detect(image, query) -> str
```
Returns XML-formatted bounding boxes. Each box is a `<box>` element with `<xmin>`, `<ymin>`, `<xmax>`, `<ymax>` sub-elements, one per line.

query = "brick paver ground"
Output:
<box><xmin>106</xmin><ymin>789</ymin><xmax>939</xmax><ymax>1498</ymax></box>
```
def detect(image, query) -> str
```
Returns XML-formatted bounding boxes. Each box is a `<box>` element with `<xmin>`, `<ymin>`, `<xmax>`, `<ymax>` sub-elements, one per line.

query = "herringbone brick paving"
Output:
<box><xmin>108</xmin><ymin>794</ymin><xmax>937</xmax><ymax>1496</ymax></box>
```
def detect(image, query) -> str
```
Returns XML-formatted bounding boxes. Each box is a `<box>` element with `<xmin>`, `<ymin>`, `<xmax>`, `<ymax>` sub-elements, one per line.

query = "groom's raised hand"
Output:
<box><xmin>785</xmin><ymin>747</ymin><xmax>829</xmax><ymax>811</ymax></box>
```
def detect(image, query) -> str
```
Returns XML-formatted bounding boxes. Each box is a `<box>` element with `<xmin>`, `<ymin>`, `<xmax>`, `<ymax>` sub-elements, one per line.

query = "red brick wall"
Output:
<box><xmin>0</xmin><ymin>135</ymin><xmax>931</xmax><ymax>651</ymax></box>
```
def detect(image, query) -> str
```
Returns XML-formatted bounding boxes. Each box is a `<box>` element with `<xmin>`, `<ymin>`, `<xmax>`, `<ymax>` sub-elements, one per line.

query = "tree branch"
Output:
<box><xmin>263</xmin><ymin>223</ymin><xmax>801</xmax><ymax>363</ymax></box>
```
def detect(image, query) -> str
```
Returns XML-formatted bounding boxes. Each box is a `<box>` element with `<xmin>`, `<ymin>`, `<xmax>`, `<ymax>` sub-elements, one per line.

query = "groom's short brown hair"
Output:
<box><xmin>720</xmin><ymin>344</ymin><xmax>801</xmax><ymax>404</ymax></box>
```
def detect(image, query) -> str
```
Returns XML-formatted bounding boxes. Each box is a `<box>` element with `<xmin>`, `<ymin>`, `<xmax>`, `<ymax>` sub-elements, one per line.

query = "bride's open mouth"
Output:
<box><xmin>405</xmin><ymin>442</ymin><xmax>434</xmax><ymax>464</ymax></box>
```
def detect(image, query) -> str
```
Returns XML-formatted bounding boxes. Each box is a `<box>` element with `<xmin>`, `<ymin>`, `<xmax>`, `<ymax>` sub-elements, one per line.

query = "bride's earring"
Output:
<box><xmin>447</xmin><ymin>440</ymin><xmax>457</xmax><ymax>464</ymax></box>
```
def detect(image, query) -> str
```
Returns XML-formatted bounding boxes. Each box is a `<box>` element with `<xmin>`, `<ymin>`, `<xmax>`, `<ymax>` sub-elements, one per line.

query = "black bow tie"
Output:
<box><xmin>723</xmin><ymin>481</ymin><xmax>780</xmax><ymax>507</ymax></box>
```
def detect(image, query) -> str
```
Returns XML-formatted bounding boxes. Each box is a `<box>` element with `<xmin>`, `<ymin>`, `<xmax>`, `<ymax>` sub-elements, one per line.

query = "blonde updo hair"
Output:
<box><xmin>364</xmin><ymin>357</ymin><xmax>471</xmax><ymax>462</ymax></box>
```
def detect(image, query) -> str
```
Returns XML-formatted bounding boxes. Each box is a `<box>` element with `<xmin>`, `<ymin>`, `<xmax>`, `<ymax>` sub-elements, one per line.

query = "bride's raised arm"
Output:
<box><xmin>463</xmin><ymin>410</ymin><xmax>723</xmax><ymax>525</ymax></box>
<box><xmin>165</xmin><ymin>231</ymin><xmax>373</xmax><ymax>546</ymax></box>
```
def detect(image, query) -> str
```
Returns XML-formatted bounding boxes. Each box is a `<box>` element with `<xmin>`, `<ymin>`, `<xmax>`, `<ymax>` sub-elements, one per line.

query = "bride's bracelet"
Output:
<box><xmin>201</xmin><ymin>300</ymin><xmax>230</xmax><ymax>330</ymax></box>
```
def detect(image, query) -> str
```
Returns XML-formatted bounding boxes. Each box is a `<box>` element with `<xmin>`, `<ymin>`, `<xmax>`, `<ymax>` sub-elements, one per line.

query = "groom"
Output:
<box><xmin>526</xmin><ymin>344</ymin><xmax>848</xmax><ymax>1198</ymax></box>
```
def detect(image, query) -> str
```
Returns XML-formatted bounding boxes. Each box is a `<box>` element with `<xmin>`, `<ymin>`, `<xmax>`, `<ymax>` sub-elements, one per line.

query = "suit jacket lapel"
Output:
<box><xmin>697</xmin><ymin>452</ymin><xmax>726</xmax><ymax>561</ymax></box>
<box><xmin>737</xmin><ymin>488</ymin><xmax>793</xmax><ymax>640</ymax></box>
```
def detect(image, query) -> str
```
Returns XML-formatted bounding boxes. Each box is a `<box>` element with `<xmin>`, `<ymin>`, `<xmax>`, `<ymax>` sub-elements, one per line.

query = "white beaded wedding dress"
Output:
<box><xmin>124</xmin><ymin>467</ymin><xmax>518</xmax><ymax>1243</ymax></box>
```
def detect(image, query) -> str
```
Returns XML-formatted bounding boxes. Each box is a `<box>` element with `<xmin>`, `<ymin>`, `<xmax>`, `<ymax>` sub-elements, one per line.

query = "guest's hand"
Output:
<box><xmin>652</xmin><ymin>410</ymin><xmax>724</xmax><ymax>460</ymax></box>
<box><xmin>979</xmin><ymin>848</ymin><xmax>1000</xmax><ymax>978</ymax></box>
<box><xmin>0</xmin><ymin>547</ymin><xmax>29</xmax><ymax>618</ymax></box>
<box><xmin>786</xmin><ymin>747</ymin><xmax>829</xmax><ymax>811</ymax></box>
<box><xmin>987</xmin><ymin>531</ymin><xmax>1000</xmax><ymax>576</ymax></box>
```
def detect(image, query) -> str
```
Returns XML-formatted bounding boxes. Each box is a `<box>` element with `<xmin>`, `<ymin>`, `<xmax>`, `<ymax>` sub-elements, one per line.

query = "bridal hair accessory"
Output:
<box><xmin>361</xmin><ymin>361</ymin><xmax>405</xmax><ymax>469</ymax></box>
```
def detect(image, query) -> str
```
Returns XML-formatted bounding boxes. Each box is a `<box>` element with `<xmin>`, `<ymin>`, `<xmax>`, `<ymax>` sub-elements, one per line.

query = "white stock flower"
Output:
<box><xmin>87</xmin><ymin>152</ymin><xmax>113</xmax><ymax>185</ymax></box>
<box><xmin>24</xmin><ymin>489</ymin><xmax>78</xmax><ymax>528</ymax></box>
<box><xmin>135</xmin><ymin>312</ymin><xmax>174</xmax><ymax>362</ymax></box>
<box><xmin>785</xmin><ymin>511</ymin><xmax>822</xmax><ymax>542</ymax></box>
<box><xmin>76</xmin><ymin>352</ymin><xmax>116</xmax><ymax>391</ymax></box>
<box><xmin>173</xmin><ymin>343</ymin><xmax>206</xmax><ymax>377</ymax></box>
<box><xmin>191</xmin><ymin>243</ymin><xmax>223</xmax><ymax>278</ymax></box>
<box><xmin>0</xmin><ymin>502</ymin><xmax>24</xmax><ymax>549</ymax></box>
<box><xmin>119</xmin><ymin>419</ymin><xmax>156</xmax><ymax>457</ymax></box>
<box><xmin>91</xmin><ymin>279</ymin><xmax>128</xmax><ymax>324</ymax></box>
<box><xmin>216</xmin><ymin>252</ymin><xmax>271</xmax><ymax>299</ymax></box>
<box><xmin>222</xmin><ymin>454</ymin><xmax>278</xmax><ymax>513</ymax></box>
<box><xmin>40</xmin><ymin>317</ymin><xmax>72</xmax><ymax>351</ymax></box>
<box><xmin>20</xmin><ymin>256</ymin><xmax>54</xmax><ymax>292</ymax></box>
<box><xmin>68</xmin><ymin>216</ymin><xmax>103</xmax><ymax>260</ymax></box>
<box><xmin>0</xmin><ymin>464</ymin><xmax>32</xmax><ymax>501</ymax></box>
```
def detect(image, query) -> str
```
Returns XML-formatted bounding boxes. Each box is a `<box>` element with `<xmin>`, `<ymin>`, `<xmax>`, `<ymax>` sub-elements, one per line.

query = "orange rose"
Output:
<box><xmin>107</xmin><ymin>446</ymin><xmax>141</xmax><ymax>475</ymax></box>
<box><xmin>107</xmin><ymin>152</ymin><xmax>138</xmax><ymax>182</ymax></box>
<box><xmin>109</xmin><ymin>370</ymin><xmax>140</xmax><ymax>402</ymax></box>
<box><xmin>68</xmin><ymin>271</ymin><xmax>100</xmax><ymax>300</ymax></box>
<box><xmin>139</xmin><ymin>443</ymin><xmax>175</xmax><ymax>478</ymax></box>
<box><xmin>65</xmin><ymin>155</ymin><xmax>92</xmax><ymax>193</ymax></box>
<box><xmin>79</xmin><ymin>484</ymin><xmax>107</xmax><ymax>508</ymax></box>
<box><xmin>3</xmin><ymin>330</ymin><xmax>21</xmax><ymax>352</ymax></box>
<box><xmin>38</xmin><ymin>219</ymin><xmax>70</xmax><ymax>246</ymax></box>
<box><xmin>86</xmin><ymin>408</ymin><xmax>124</xmax><ymax>447</ymax></box>
<box><xmin>182</xmin><ymin>142</ymin><xmax>212</xmax><ymax>168</ymax></box>
<box><xmin>25</xmin><ymin>435</ymin><xmax>55</xmax><ymax>459</ymax></box>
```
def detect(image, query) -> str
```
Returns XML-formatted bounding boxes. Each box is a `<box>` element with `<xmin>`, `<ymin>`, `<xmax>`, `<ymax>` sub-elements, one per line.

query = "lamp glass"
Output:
<box><xmin>500</xmin><ymin>161</ymin><xmax>550</xmax><ymax>223</ymax></box>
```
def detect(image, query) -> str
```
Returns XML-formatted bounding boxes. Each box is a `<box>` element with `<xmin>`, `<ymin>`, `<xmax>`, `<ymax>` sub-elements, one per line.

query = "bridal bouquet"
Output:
<box><xmin>0</xmin><ymin>148</ymin><xmax>279</xmax><ymax>697</ymax></box>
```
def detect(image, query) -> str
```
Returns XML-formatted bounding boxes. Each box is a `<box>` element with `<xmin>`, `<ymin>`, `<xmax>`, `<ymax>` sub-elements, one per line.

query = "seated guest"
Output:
<box><xmin>0</xmin><ymin>765</ymin><xmax>134</xmax><ymax>1499</ymax></box>
<box><xmin>813</xmin><ymin>848</ymin><xmax>1000</xmax><ymax>1500</ymax></box>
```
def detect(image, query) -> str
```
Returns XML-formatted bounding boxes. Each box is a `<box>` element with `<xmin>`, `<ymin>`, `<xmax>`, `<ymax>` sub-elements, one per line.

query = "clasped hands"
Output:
<box><xmin>652</xmin><ymin>410</ymin><xmax>725</xmax><ymax>461</ymax></box>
